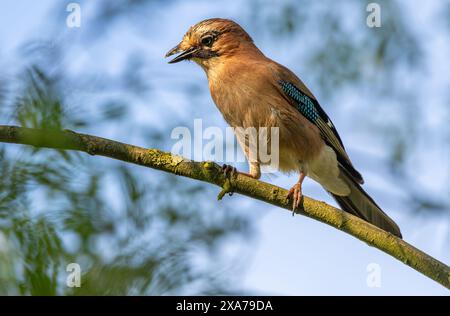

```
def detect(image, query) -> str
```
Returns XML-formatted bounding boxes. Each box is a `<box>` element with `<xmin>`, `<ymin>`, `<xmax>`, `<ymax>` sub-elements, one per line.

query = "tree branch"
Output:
<box><xmin>0</xmin><ymin>124</ymin><xmax>449</xmax><ymax>289</ymax></box>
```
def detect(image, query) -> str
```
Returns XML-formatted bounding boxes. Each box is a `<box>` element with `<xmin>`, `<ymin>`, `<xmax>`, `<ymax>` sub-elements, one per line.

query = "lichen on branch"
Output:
<box><xmin>0</xmin><ymin>124</ymin><xmax>449</xmax><ymax>289</ymax></box>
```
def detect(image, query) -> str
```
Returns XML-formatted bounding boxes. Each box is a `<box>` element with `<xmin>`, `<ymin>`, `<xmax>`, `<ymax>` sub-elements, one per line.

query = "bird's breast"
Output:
<box><xmin>208</xmin><ymin>72</ymin><xmax>273</xmax><ymax>127</ymax></box>
<box><xmin>207</xmin><ymin>63</ymin><xmax>325</xmax><ymax>171</ymax></box>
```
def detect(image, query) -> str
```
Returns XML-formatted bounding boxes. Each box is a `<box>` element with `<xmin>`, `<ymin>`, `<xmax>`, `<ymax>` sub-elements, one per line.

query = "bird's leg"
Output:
<box><xmin>220</xmin><ymin>163</ymin><xmax>259</xmax><ymax>199</ymax></box>
<box><xmin>287</xmin><ymin>172</ymin><xmax>306</xmax><ymax>215</ymax></box>
<box><xmin>238</xmin><ymin>162</ymin><xmax>261</xmax><ymax>179</ymax></box>
<box><xmin>221</xmin><ymin>162</ymin><xmax>261</xmax><ymax>179</ymax></box>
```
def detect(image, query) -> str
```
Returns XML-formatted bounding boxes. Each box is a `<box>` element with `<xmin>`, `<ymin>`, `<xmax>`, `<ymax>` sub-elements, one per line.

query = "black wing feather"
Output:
<box><xmin>279</xmin><ymin>81</ymin><xmax>363</xmax><ymax>184</ymax></box>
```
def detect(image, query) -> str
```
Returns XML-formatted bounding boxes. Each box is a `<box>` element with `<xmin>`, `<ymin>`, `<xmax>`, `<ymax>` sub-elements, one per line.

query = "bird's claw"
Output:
<box><xmin>218</xmin><ymin>164</ymin><xmax>236</xmax><ymax>200</ymax></box>
<box><xmin>221</xmin><ymin>164</ymin><xmax>236</xmax><ymax>178</ymax></box>
<box><xmin>287</xmin><ymin>183</ymin><xmax>303</xmax><ymax>216</ymax></box>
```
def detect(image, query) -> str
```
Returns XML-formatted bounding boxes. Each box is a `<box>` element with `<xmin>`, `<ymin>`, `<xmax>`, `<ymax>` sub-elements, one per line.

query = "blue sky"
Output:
<box><xmin>0</xmin><ymin>0</ymin><xmax>448</xmax><ymax>295</ymax></box>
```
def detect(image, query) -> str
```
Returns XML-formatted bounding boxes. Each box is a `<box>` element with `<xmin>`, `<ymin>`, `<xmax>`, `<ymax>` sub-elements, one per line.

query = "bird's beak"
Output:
<box><xmin>165</xmin><ymin>45</ymin><xmax>199</xmax><ymax>64</ymax></box>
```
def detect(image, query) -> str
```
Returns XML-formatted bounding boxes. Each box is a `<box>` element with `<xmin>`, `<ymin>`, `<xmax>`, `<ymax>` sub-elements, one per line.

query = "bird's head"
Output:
<box><xmin>165</xmin><ymin>18</ymin><xmax>254</xmax><ymax>70</ymax></box>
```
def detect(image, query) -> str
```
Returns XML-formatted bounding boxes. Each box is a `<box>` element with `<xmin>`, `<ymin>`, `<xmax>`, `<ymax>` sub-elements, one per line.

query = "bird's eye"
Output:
<box><xmin>201</xmin><ymin>36</ymin><xmax>214</xmax><ymax>46</ymax></box>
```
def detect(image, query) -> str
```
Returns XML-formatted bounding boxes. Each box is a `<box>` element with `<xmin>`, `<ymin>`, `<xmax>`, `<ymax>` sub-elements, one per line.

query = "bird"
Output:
<box><xmin>165</xmin><ymin>18</ymin><xmax>402</xmax><ymax>238</ymax></box>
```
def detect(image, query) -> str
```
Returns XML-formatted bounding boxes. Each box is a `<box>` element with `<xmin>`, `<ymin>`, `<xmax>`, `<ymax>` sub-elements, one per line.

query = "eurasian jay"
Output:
<box><xmin>165</xmin><ymin>18</ymin><xmax>402</xmax><ymax>238</ymax></box>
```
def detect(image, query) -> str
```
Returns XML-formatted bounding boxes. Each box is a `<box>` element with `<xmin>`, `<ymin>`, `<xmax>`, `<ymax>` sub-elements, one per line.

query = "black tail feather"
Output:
<box><xmin>330</xmin><ymin>166</ymin><xmax>402</xmax><ymax>238</ymax></box>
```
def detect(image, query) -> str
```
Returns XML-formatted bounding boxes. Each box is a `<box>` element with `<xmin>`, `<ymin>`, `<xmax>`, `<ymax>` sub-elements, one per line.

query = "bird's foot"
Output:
<box><xmin>287</xmin><ymin>182</ymin><xmax>303</xmax><ymax>215</ymax></box>
<box><xmin>221</xmin><ymin>164</ymin><xmax>237</xmax><ymax>178</ymax></box>
<box><xmin>218</xmin><ymin>164</ymin><xmax>236</xmax><ymax>200</ymax></box>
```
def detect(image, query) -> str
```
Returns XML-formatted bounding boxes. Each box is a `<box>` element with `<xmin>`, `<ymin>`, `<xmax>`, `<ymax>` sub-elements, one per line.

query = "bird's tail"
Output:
<box><xmin>328</xmin><ymin>166</ymin><xmax>402</xmax><ymax>238</ymax></box>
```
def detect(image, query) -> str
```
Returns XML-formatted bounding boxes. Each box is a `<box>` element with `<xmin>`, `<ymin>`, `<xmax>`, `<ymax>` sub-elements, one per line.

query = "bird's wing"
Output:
<box><xmin>278</xmin><ymin>80</ymin><xmax>364</xmax><ymax>184</ymax></box>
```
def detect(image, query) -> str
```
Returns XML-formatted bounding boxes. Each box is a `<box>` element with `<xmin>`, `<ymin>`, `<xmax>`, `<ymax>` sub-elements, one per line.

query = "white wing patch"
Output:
<box><xmin>308</xmin><ymin>145</ymin><xmax>350</xmax><ymax>196</ymax></box>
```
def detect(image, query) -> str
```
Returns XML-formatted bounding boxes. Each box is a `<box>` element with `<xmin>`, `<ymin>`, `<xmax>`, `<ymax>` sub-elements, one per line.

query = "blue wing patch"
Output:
<box><xmin>279</xmin><ymin>80</ymin><xmax>364</xmax><ymax>184</ymax></box>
